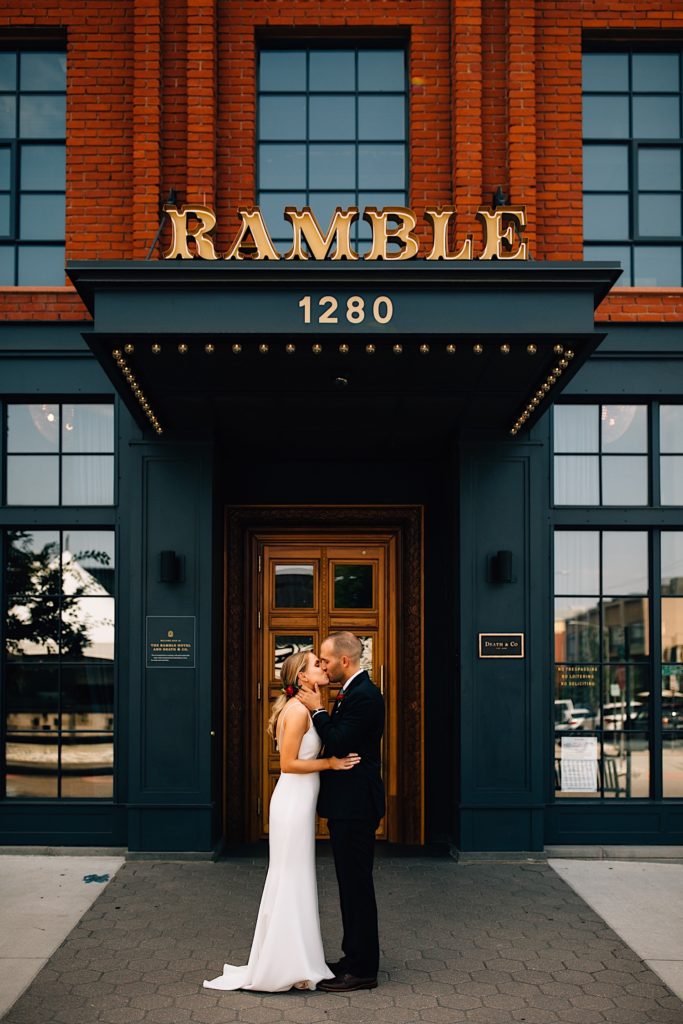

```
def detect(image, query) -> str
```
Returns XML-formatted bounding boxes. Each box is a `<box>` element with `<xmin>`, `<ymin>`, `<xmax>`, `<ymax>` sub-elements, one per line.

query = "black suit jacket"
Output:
<box><xmin>312</xmin><ymin>671</ymin><xmax>385</xmax><ymax>821</ymax></box>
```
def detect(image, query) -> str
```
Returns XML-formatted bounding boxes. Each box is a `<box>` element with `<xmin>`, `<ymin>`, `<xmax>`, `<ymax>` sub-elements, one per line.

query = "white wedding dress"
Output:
<box><xmin>204</xmin><ymin>717</ymin><xmax>334</xmax><ymax>992</ymax></box>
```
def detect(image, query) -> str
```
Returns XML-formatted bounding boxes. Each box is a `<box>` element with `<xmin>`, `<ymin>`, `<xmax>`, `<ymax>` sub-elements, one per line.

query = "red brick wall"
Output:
<box><xmin>1</xmin><ymin>0</ymin><xmax>682</xmax><ymax>322</ymax></box>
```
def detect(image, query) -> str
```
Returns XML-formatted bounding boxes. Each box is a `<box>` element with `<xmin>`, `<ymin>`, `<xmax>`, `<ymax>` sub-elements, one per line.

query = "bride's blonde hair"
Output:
<box><xmin>267</xmin><ymin>649</ymin><xmax>311</xmax><ymax>739</ymax></box>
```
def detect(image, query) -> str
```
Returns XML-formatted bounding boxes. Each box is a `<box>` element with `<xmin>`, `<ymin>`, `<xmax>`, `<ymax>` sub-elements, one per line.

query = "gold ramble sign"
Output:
<box><xmin>163</xmin><ymin>204</ymin><xmax>529</xmax><ymax>262</ymax></box>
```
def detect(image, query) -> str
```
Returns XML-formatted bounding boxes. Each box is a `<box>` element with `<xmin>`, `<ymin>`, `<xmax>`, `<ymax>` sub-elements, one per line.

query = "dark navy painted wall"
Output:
<box><xmin>1</xmin><ymin>321</ymin><xmax>682</xmax><ymax>850</ymax></box>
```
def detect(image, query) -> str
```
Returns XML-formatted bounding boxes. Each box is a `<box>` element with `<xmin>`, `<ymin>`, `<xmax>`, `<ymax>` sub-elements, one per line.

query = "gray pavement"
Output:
<box><xmin>2</xmin><ymin>855</ymin><xmax>683</xmax><ymax>1024</ymax></box>
<box><xmin>550</xmin><ymin>860</ymin><xmax>683</xmax><ymax>1005</ymax></box>
<box><xmin>0</xmin><ymin>855</ymin><xmax>124</xmax><ymax>1019</ymax></box>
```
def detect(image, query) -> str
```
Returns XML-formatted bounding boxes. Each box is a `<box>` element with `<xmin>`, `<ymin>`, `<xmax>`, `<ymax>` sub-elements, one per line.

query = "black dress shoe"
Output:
<box><xmin>318</xmin><ymin>972</ymin><xmax>378</xmax><ymax>992</ymax></box>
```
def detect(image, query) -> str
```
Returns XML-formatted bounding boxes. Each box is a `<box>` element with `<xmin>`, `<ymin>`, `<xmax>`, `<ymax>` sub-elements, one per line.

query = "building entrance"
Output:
<box><xmin>223</xmin><ymin>506</ymin><xmax>424</xmax><ymax>846</ymax></box>
<box><xmin>254</xmin><ymin>533</ymin><xmax>398</xmax><ymax>840</ymax></box>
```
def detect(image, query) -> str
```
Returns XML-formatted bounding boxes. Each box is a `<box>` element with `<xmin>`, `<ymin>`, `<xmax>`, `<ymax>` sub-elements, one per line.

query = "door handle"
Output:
<box><xmin>380</xmin><ymin>664</ymin><xmax>385</xmax><ymax>695</ymax></box>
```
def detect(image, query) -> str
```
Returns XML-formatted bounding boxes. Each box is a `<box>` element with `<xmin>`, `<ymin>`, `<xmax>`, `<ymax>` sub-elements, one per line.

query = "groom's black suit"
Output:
<box><xmin>312</xmin><ymin>670</ymin><xmax>385</xmax><ymax>979</ymax></box>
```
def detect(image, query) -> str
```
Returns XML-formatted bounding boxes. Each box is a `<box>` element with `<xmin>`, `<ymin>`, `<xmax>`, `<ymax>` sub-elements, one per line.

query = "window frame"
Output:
<box><xmin>551</xmin><ymin>400</ymin><xmax>683</xmax><ymax>509</ymax></box>
<box><xmin>0</xmin><ymin>45</ymin><xmax>67</xmax><ymax>286</ymax></box>
<box><xmin>3</xmin><ymin>400</ymin><xmax>116</xmax><ymax>508</ymax></box>
<box><xmin>582</xmin><ymin>46</ymin><xmax>683</xmax><ymax>287</ymax></box>
<box><xmin>0</xmin><ymin>525</ymin><xmax>117</xmax><ymax>802</ymax></box>
<box><xmin>551</xmin><ymin>398</ymin><xmax>683</xmax><ymax>803</ymax></box>
<box><xmin>256</xmin><ymin>42</ymin><xmax>409</xmax><ymax>252</ymax></box>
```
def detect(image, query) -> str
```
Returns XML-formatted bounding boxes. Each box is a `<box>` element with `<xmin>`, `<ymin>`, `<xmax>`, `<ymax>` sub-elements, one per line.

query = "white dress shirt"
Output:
<box><xmin>313</xmin><ymin>667</ymin><xmax>364</xmax><ymax>716</ymax></box>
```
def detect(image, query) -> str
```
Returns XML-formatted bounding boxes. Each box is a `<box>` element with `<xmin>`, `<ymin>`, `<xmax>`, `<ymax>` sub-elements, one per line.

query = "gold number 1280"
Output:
<box><xmin>298</xmin><ymin>295</ymin><xmax>393</xmax><ymax>325</ymax></box>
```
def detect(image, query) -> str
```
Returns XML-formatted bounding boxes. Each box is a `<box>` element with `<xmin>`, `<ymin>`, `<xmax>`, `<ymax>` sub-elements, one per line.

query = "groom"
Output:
<box><xmin>298</xmin><ymin>631</ymin><xmax>385</xmax><ymax>992</ymax></box>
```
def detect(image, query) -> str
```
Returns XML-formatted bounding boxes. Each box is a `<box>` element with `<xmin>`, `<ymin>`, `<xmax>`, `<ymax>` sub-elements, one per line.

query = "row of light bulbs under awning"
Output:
<box><xmin>110</xmin><ymin>341</ymin><xmax>576</xmax><ymax>439</ymax></box>
<box><xmin>120</xmin><ymin>340</ymin><xmax>566</xmax><ymax>357</ymax></box>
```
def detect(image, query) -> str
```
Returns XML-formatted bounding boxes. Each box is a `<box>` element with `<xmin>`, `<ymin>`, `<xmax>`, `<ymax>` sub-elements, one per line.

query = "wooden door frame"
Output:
<box><xmin>223</xmin><ymin>505</ymin><xmax>424</xmax><ymax>845</ymax></box>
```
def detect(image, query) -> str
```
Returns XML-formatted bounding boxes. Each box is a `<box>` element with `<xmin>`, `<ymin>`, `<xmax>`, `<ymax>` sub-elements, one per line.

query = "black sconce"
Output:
<box><xmin>159</xmin><ymin>550</ymin><xmax>182</xmax><ymax>584</ymax></box>
<box><xmin>492</xmin><ymin>185</ymin><xmax>508</xmax><ymax>209</ymax></box>
<box><xmin>488</xmin><ymin>549</ymin><xmax>515</xmax><ymax>584</ymax></box>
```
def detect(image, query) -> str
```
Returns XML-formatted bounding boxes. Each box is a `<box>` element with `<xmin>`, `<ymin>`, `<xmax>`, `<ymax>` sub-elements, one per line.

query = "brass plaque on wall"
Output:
<box><xmin>146</xmin><ymin>615</ymin><xmax>196</xmax><ymax>668</ymax></box>
<box><xmin>478</xmin><ymin>633</ymin><xmax>525</xmax><ymax>658</ymax></box>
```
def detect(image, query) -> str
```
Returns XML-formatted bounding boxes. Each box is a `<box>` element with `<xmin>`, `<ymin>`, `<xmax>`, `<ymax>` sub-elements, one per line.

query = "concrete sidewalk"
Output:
<box><xmin>0</xmin><ymin>855</ymin><xmax>124</xmax><ymax>1020</ymax></box>
<box><xmin>2</xmin><ymin>856</ymin><xmax>683</xmax><ymax>1024</ymax></box>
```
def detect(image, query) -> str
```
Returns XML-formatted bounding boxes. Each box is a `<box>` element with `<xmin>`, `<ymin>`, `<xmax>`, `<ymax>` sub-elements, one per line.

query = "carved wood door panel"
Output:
<box><xmin>252</xmin><ymin>533</ymin><xmax>398</xmax><ymax>840</ymax></box>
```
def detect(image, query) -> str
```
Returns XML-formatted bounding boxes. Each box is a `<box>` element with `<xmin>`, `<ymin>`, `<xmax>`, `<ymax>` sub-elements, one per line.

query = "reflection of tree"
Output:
<box><xmin>6</xmin><ymin>531</ymin><xmax>112</xmax><ymax>659</ymax></box>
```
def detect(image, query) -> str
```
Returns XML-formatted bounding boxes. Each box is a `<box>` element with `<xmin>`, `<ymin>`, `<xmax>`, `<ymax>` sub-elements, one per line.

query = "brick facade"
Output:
<box><xmin>2</xmin><ymin>0</ymin><xmax>682</xmax><ymax>321</ymax></box>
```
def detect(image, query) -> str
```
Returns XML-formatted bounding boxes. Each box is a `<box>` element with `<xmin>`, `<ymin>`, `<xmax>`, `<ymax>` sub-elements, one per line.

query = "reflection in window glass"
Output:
<box><xmin>7</xmin><ymin>404</ymin><xmax>59</xmax><ymax>452</ymax></box>
<box><xmin>6</xmin><ymin>403</ymin><xmax>115</xmax><ymax>506</ymax></box>
<box><xmin>662</xmin><ymin>663</ymin><xmax>683</xmax><ymax>797</ymax></box>
<box><xmin>662</xmin><ymin>599</ymin><xmax>683</xmax><ymax>663</ymax></box>
<box><xmin>357</xmin><ymin>636</ymin><xmax>374</xmax><ymax>676</ymax></box>
<box><xmin>5</xmin><ymin>735</ymin><xmax>59</xmax><ymax>798</ymax></box>
<box><xmin>603</xmin><ymin>598</ymin><xmax>649</xmax><ymax>661</ymax></box>
<box><xmin>601</xmin><ymin>405</ymin><xmax>647</xmax><ymax>452</ymax></box>
<box><xmin>554</xmin><ymin>529</ymin><xmax>651</xmax><ymax>799</ymax></box>
<box><xmin>554</xmin><ymin>404</ymin><xmax>649</xmax><ymax>506</ymax></box>
<box><xmin>662</xmin><ymin>533</ymin><xmax>683</xmax><ymax>596</ymax></box>
<box><xmin>334</xmin><ymin>564</ymin><xmax>373</xmax><ymax>608</ymax></box>
<box><xmin>274</xmin><ymin>565</ymin><xmax>314</xmax><ymax>608</ymax></box>
<box><xmin>274</xmin><ymin>636</ymin><xmax>314</xmax><ymax>679</ymax></box>
<box><xmin>61</xmin><ymin>404</ymin><xmax>114</xmax><ymax>453</ymax></box>
<box><xmin>554</xmin><ymin>598</ymin><xmax>600</xmax><ymax>662</ymax></box>
<box><xmin>603</xmin><ymin>532</ymin><xmax>649</xmax><ymax>595</ymax></box>
<box><xmin>3</xmin><ymin>529</ymin><xmax>115</xmax><ymax>800</ymax></box>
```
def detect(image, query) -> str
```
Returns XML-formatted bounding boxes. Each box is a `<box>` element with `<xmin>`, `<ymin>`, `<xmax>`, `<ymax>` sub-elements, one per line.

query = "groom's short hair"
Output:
<box><xmin>326</xmin><ymin>631</ymin><xmax>362</xmax><ymax>664</ymax></box>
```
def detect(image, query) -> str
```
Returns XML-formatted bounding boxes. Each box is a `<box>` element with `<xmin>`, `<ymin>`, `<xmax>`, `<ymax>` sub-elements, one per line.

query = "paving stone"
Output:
<box><xmin>3</xmin><ymin>859</ymin><xmax>683</xmax><ymax>1024</ymax></box>
<box><xmin>418</xmin><ymin>1008</ymin><xmax>468</xmax><ymax>1022</ymax></box>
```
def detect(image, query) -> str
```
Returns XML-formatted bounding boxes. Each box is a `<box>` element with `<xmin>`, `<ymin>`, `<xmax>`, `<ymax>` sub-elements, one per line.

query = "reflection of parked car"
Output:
<box><xmin>554</xmin><ymin>700</ymin><xmax>595</xmax><ymax>731</ymax></box>
<box><xmin>597</xmin><ymin>701</ymin><xmax>643</xmax><ymax>733</ymax></box>
<box><xmin>570</xmin><ymin>707</ymin><xmax>596</xmax><ymax>731</ymax></box>
<box><xmin>627</xmin><ymin>692</ymin><xmax>683</xmax><ymax>731</ymax></box>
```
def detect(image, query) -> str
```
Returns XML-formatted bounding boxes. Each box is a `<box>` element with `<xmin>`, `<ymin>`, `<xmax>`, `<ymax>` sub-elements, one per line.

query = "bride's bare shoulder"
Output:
<box><xmin>281</xmin><ymin>700</ymin><xmax>309</xmax><ymax>724</ymax></box>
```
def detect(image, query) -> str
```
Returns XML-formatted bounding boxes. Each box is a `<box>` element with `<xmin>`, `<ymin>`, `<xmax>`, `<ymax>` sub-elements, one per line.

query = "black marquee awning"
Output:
<box><xmin>67</xmin><ymin>259</ymin><xmax>621</xmax><ymax>447</ymax></box>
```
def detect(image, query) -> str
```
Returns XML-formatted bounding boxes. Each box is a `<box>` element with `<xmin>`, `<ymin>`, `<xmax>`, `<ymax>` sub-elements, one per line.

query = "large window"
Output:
<box><xmin>0</xmin><ymin>49</ymin><xmax>66</xmax><ymax>285</ymax></box>
<box><xmin>554</xmin><ymin>529</ymin><xmax>683</xmax><ymax>800</ymax></box>
<box><xmin>5</xmin><ymin>403</ymin><xmax>114</xmax><ymax>507</ymax></box>
<box><xmin>2</xmin><ymin>528</ymin><xmax>115</xmax><ymax>799</ymax></box>
<box><xmin>553</xmin><ymin>403</ymin><xmax>682</xmax><ymax>506</ymax></box>
<box><xmin>583</xmin><ymin>49</ymin><xmax>683</xmax><ymax>286</ymax></box>
<box><xmin>257</xmin><ymin>47</ymin><xmax>407</xmax><ymax>253</ymax></box>
<box><xmin>554</xmin><ymin>530</ymin><xmax>650</xmax><ymax>799</ymax></box>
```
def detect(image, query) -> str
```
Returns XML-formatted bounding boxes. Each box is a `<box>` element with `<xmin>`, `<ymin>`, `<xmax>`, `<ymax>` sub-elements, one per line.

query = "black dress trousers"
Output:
<box><xmin>327</xmin><ymin>817</ymin><xmax>380</xmax><ymax>978</ymax></box>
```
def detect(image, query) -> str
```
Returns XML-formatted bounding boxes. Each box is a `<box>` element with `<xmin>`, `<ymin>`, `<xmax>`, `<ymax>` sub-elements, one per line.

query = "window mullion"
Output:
<box><xmin>651</xmin><ymin>400</ymin><xmax>661</xmax><ymax>506</ymax></box>
<box><xmin>650</xmin><ymin>529</ymin><xmax>663</xmax><ymax>800</ymax></box>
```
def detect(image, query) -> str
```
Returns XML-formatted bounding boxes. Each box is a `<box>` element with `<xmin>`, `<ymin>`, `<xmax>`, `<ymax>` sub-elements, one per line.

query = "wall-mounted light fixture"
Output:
<box><xmin>488</xmin><ymin>549</ymin><xmax>515</xmax><ymax>584</ymax></box>
<box><xmin>159</xmin><ymin>550</ymin><xmax>182</xmax><ymax>584</ymax></box>
<box><xmin>492</xmin><ymin>186</ymin><xmax>508</xmax><ymax>209</ymax></box>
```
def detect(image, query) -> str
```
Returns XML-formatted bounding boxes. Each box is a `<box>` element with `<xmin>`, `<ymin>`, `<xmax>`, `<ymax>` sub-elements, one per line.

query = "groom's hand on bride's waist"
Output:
<box><xmin>297</xmin><ymin>683</ymin><xmax>324</xmax><ymax>713</ymax></box>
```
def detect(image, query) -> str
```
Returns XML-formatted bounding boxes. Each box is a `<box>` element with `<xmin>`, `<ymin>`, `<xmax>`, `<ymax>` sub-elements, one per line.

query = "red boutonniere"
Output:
<box><xmin>336</xmin><ymin>691</ymin><xmax>346</xmax><ymax>703</ymax></box>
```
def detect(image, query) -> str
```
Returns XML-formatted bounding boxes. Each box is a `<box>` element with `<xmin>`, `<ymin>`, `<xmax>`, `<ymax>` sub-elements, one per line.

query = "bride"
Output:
<box><xmin>203</xmin><ymin>649</ymin><xmax>360</xmax><ymax>993</ymax></box>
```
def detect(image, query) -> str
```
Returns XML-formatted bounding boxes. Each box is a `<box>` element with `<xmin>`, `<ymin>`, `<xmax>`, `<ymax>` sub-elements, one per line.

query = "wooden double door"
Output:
<box><xmin>252</xmin><ymin>531</ymin><xmax>398</xmax><ymax>839</ymax></box>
